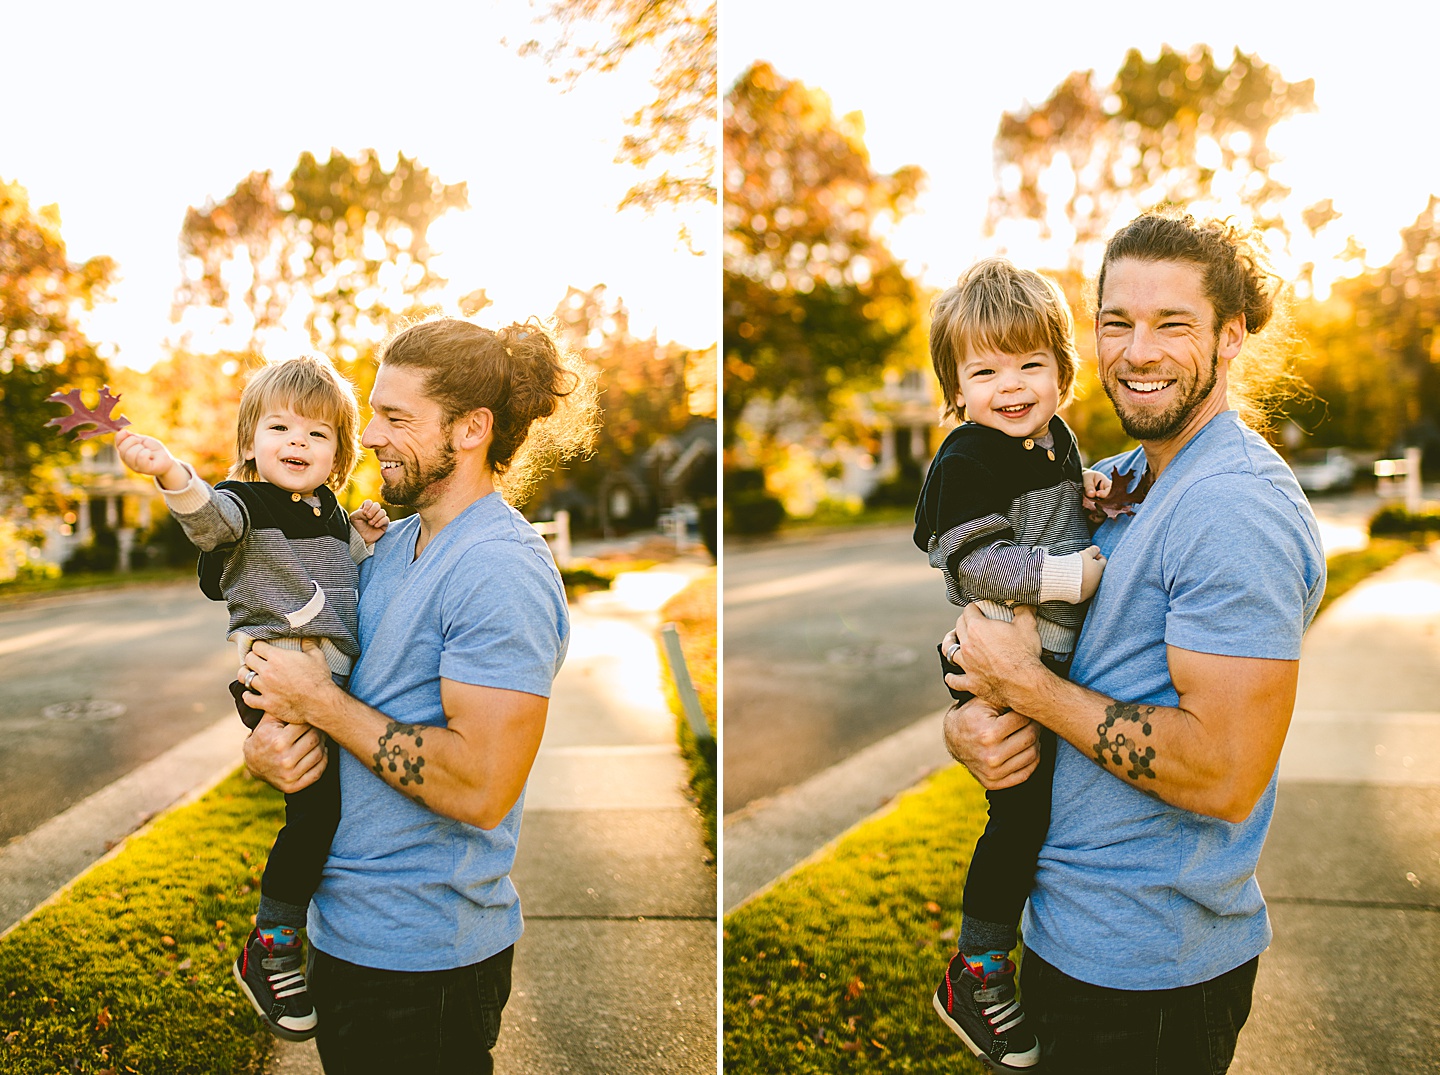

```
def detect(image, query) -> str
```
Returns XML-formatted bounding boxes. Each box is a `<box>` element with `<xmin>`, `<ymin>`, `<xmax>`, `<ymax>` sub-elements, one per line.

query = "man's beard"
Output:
<box><xmin>1103</xmin><ymin>347</ymin><xmax>1219</xmax><ymax>441</ymax></box>
<box><xmin>381</xmin><ymin>439</ymin><xmax>457</xmax><ymax>508</ymax></box>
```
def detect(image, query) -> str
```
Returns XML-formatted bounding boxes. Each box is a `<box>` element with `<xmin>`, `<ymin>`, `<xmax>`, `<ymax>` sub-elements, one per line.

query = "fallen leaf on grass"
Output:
<box><xmin>95</xmin><ymin>1006</ymin><xmax>111</xmax><ymax>1030</ymax></box>
<box><xmin>844</xmin><ymin>977</ymin><xmax>864</xmax><ymax>1001</ymax></box>
<box><xmin>160</xmin><ymin>936</ymin><xmax>176</xmax><ymax>948</ymax></box>
<box><xmin>748</xmin><ymin>994</ymin><xmax>765</xmax><ymax>1008</ymax></box>
<box><xmin>924</xmin><ymin>900</ymin><xmax>942</xmax><ymax>914</ymax></box>
<box><xmin>176</xmin><ymin>958</ymin><xmax>192</xmax><ymax>971</ymax></box>
<box><xmin>840</xmin><ymin>1041</ymin><xmax>863</xmax><ymax>1052</ymax></box>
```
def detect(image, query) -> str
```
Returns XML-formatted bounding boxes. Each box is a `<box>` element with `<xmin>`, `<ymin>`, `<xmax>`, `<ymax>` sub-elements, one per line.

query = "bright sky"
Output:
<box><xmin>8</xmin><ymin>0</ymin><xmax>715</xmax><ymax>371</ymax></box>
<box><xmin>722</xmin><ymin>0</ymin><xmax>1440</xmax><ymax>297</ymax></box>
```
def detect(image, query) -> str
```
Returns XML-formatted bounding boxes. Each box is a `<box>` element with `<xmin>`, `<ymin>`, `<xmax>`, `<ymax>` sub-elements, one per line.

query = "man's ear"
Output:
<box><xmin>1218</xmin><ymin>314</ymin><xmax>1246</xmax><ymax>363</ymax></box>
<box><xmin>453</xmin><ymin>407</ymin><xmax>494</xmax><ymax>451</ymax></box>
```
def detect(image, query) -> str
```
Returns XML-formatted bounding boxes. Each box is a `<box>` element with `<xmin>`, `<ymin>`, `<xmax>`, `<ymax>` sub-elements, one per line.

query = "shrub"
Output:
<box><xmin>141</xmin><ymin>513</ymin><xmax>202</xmax><ymax>568</ymax></box>
<box><xmin>727</xmin><ymin>491</ymin><xmax>786</xmax><ymax>535</ymax></box>
<box><xmin>1368</xmin><ymin>504</ymin><xmax>1440</xmax><ymax>536</ymax></box>
<box><xmin>62</xmin><ymin>531</ymin><xmax>118</xmax><ymax>574</ymax></box>
<box><xmin>725</xmin><ymin>471</ymin><xmax>786</xmax><ymax>535</ymax></box>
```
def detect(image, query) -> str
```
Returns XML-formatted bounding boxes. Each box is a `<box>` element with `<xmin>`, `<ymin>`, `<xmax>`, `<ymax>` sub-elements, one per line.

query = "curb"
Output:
<box><xmin>0</xmin><ymin>716</ymin><xmax>246</xmax><ymax>939</ymax></box>
<box><xmin>723</xmin><ymin>708</ymin><xmax>954</xmax><ymax>914</ymax></box>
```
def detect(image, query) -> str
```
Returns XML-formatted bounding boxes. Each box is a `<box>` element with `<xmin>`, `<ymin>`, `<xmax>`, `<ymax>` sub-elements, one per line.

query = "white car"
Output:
<box><xmin>1289</xmin><ymin>448</ymin><xmax>1356</xmax><ymax>493</ymax></box>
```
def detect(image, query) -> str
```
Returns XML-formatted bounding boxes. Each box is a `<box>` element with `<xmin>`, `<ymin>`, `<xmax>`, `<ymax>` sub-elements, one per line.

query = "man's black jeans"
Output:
<box><xmin>1020</xmin><ymin>949</ymin><xmax>1259</xmax><ymax>1074</ymax></box>
<box><xmin>309</xmin><ymin>945</ymin><xmax>514</xmax><ymax>1074</ymax></box>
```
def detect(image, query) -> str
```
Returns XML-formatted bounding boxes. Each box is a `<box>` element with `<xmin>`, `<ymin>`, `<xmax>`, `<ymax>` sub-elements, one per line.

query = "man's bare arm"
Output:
<box><xmin>355</xmin><ymin>680</ymin><xmax>547</xmax><ymax>828</ymax></box>
<box><xmin>950</xmin><ymin>606</ymin><xmax>1298</xmax><ymax>822</ymax></box>
<box><xmin>243</xmin><ymin>642</ymin><xmax>547</xmax><ymax>829</ymax></box>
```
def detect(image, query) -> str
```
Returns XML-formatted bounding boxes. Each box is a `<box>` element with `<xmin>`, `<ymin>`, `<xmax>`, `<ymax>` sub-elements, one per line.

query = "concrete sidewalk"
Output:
<box><xmin>270</xmin><ymin>556</ymin><xmax>718</xmax><ymax>1074</ymax></box>
<box><xmin>1234</xmin><ymin>546</ymin><xmax>1440</xmax><ymax>1074</ymax></box>
<box><xmin>725</xmin><ymin>547</ymin><xmax>1440</xmax><ymax>1073</ymax></box>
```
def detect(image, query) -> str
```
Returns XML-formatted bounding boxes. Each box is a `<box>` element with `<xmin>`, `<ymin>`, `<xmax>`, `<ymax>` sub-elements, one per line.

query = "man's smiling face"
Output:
<box><xmin>1096</xmin><ymin>257</ymin><xmax>1241</xmax><ymax>443</ymax></box>
<box><xmin>362</xmin><ymin>364</ymin><xmax>457</xmax><ymax>509</ymax></box>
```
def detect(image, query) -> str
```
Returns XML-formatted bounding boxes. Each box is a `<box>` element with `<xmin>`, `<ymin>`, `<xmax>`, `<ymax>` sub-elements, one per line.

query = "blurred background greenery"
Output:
<box><xmin>722</xmin><ymin>5</ymin><xmax>1440</xmax><ymax>533</ymax></box>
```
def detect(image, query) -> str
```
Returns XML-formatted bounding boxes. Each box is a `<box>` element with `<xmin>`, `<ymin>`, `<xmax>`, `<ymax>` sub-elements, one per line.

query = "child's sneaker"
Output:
<box><xmin>233</xmin><ymin>927</ymin><xmax>318</xmax><ymax>1041</ymax></box>
<box><xmin>931</xmin><ymin>950</ymin><xmax>1040</xmax><ymax>1071</ymax></box>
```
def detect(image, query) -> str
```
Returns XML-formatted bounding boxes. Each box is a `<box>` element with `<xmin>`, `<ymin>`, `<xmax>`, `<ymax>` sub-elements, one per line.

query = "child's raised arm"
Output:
<box><xmin>115</xmin><ymin>429</ymin><xmax>191</xmax><ymax>492</ymax></box>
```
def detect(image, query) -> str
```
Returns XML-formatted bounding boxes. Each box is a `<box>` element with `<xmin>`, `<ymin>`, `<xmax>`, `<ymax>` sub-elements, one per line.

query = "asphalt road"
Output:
<box><xmin>722</xmin><ymin>524</ymin><xmax>957</xmax><ymax>814</ymax></box>
<box><xmin>721</xmin><ymin>487</ymin><xmax>1403</xmax><ymax>817</ymax></box>
<box><xmin>0</xmin><ymin>581</ymin><xmax>234</xmax><ymax>844</ymax></box>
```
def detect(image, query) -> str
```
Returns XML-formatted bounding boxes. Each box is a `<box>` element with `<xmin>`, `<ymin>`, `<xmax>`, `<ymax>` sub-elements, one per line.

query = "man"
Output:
<box><xmin>238</xmin><ymin>318</ymin><xmax>594</xmax><ymax>1073</ymax></box>
<box><xmin>941</xmin><ymin>210</ymin><xmax>1326</xmax><ymax>1074</ymax></box>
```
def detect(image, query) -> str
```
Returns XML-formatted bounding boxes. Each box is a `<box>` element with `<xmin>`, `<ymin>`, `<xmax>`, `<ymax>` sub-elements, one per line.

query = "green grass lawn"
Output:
<box><xmin>779</xmin><ymin>504</ymin><xmax>917</xmax><ymax>533</ymax></box>
<box><xmin>724</xmin><ymin>766</ymin><xmax>992</xmax><ymax>1074</ymax></box>
<box><xmin>0</xmin><ymin>771</ymin><xmax>283</xmax><ymax>1075</ymax></box>
<box><xmin>660</xmin><ymin>569</ymin><xmax>718</xmax><ymax>859</ymax></box>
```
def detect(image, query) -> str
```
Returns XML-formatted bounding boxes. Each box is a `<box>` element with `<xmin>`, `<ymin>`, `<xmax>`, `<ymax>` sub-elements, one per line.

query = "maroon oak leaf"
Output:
<box><xmin>1084</xmin><ymin>465</ymin><xmax>1154</xmax><ymax>526</ymax></box>
<box><xmin>45</xmin><ymin>385</ymin><xmax>132</xmax><ymax>440</ymax></box>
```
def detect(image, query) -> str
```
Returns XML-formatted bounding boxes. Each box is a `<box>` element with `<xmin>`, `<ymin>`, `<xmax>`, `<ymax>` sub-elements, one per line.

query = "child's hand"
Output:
<box><xmin>115</xmin><ymin>429</ymin><xmax>188</xmax><ymax>490</ymax></box>
<box><xmin>350</xmin><ymin>499</ymin><xmax>390</xmax><ymax>543</ymax></box>
<box><xmin>1079</xmin><ymin>544</ymin><xmax>1107</xmax><ymax>601</ymax></box>
<box><xmin>1082</xmin><ymin>468</ymin><xmax>1113</xmax><ymax>502</ymax></box>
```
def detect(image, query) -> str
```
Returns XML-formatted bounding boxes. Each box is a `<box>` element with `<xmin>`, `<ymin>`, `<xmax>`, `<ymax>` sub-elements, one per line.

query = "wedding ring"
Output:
<box><xmin>244</xmin><ymin>669</ymin><xmax>259</xmax><ymax>689</ymax></box>
<box><xmin>945</xmin><ymin>642</ymin><xmax>963</xmax><ymax>665</ymax></box>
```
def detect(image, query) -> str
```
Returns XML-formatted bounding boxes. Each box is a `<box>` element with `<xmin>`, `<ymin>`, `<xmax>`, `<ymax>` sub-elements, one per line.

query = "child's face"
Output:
<box><xmin>245</xmin><ymin>407</ymin><xmax>339</xmax><ymax>493</ymax></box>
<box><xmin>954</xmin><ymin>346</ymin><xmax>1061</xmax><ymax>440</ymax></box>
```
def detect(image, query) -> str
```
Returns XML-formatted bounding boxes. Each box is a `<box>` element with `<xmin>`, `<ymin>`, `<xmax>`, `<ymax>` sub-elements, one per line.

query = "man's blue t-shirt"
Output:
<box><xmin>308</xmin><ymin>492</ymin><xmax>569</xmax><ymax>972</ymax></box>
<box><xmin>1022</xmin><ymin>411</ymin><xmax>1325</xmax><ymax>990</ymax></box>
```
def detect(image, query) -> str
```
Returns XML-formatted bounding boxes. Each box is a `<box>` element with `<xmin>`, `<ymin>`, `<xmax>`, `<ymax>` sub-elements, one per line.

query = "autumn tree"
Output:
<box><xmin>526</xmin><ymin>283</ymin><xmax>710</xmax><ymax>528</ymax></box>
<box><xmin>1288</xmin><ymin>197</ymin><xmax>1440</xmax><ymax>462</ymax></box>
<box><xmin>519</xmin><ymin>0</ymin><xmax>717</xmax><ymax>216</ymax></box>
<box><xmin>111</xmin><ymin>350</ymin><xmax>254</xmax><ymax>483</ymax></box>
<box><xmin>723</xmin><ymin>62</ymin><xmax>923</xmax><ymax>453</ymax></box>
<box><xmin>0</xmin><ymin>177</ymin><xmax>115</xmax><ymax>510</ymax></box>
<box><xmin>160</xmin><ymin>150</ymin><xmax>468</xmax><ymax>504</ymax></box>
<box><xmin>989</xmin><ymin>46</ymin><xmax>1315</xmax><ymax>269</ymax></box>
<box><xmin>173</xmin><ymin>149</ymin><xmax>468</xmax><ymax>362</ymax></box>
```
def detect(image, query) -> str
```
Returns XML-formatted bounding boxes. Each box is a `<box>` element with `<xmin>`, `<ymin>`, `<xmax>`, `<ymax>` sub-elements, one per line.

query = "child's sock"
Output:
<box><xmin>957</xmin><ymin>916</ymin><xmax>1016</xmax><ymax>977</ymax></box>
<box><xmin>257</xmin><ymin>925</ymin><xmax>300</xmax><ymax>949</ymax></box>
<box><xmin>256</xmin><ymin>894</ymin><xmax>308</xmax><ymax>945</ymax></box>
<box><xmin>961</xmin><ymin>949</ymin><xmax>1010</xmax><ymax>978</ymax></box>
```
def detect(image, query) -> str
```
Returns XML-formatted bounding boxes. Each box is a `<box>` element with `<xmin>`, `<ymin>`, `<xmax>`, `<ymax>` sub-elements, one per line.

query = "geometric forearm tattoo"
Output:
<box><xmin>372</xmin><ymin>720</ymin><xmax>427</xmax><ymax>789</ymax></box>
<box><xmin>1092</xmin><ymin>701</ymin><xmax>1158</xmax><ymax>782</ymax></box>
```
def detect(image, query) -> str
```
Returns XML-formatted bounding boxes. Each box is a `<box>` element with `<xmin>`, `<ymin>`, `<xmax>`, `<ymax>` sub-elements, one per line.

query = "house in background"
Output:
<box><xmin>36</xmin><ymin>440</ymin><xmax>158</xmax><ymax>572</ymax></box>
